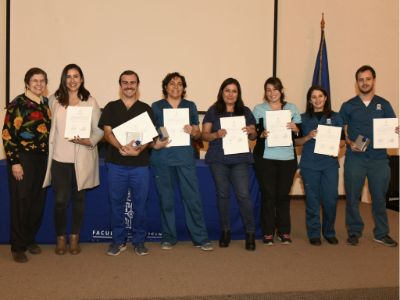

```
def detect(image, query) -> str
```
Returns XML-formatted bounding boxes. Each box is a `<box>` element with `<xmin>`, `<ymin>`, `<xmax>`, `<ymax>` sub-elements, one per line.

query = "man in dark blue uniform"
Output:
<box><xmin>99</xmin><ymin>70</ymin><xmax>167</xmax><ymax>256</ymax></box>
<box><xmin>340</xmin><ymin>65</ymin><xmax>399</xmax><ymax>247</ymax></box>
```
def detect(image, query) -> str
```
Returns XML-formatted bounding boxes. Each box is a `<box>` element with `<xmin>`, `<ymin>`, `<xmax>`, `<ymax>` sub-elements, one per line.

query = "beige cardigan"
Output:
<box><xmin>43</xmin><ymin>95</ymin><xmax>104</xmax><ymax>191</ymax></box>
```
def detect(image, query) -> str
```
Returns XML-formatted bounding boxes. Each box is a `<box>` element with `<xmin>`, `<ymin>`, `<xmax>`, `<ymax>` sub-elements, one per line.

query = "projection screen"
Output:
<box><xmin>9</xmin><ymin>0</ymin><xmax>275</xmax><ymax>111</ymax></box>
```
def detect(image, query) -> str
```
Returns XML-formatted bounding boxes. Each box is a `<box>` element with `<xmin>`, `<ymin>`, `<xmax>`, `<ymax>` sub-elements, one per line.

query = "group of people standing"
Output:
<box><xmin>2</xmin><ymin>64</ymin><xmax>398</xmax><ymax>263</ymax></box>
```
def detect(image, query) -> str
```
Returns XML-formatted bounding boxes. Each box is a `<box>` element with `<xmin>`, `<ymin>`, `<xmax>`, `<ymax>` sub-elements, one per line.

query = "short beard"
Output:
<box><xmin>359</xmin><ymin>86</ymin><xmax>373</xmax><ymax>95</ymax></box>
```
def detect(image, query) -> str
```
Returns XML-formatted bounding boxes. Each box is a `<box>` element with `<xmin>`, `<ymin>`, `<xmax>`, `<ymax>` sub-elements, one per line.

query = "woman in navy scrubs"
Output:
<box><xmin>296</xmin><ymin>86</ymin><xmax>344</xmax><ymax>246</ymax></box>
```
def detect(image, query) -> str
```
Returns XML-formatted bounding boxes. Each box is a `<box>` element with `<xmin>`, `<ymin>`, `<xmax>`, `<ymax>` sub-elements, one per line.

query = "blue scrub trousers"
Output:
<box><xmin>300</xmin><ymin>166</ymin><xmax>338</xmax><ymax>239</ymax></box>
<box><xmin>106</xmin><ymin>163</ymin><xmax>149</xmax><ymax>245</ymax></box>
<box><xmin>344</xmin><ymin>155</ymin><xmax>390</xmax><ymax>239</ymax></box>
<box><xmin>153</xmin><ymin>164</ymin><xmax>209</xmax><ymax>245</ymax></box>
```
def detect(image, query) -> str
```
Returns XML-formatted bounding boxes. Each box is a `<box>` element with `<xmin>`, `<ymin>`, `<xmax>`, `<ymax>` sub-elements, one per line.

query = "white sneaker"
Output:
<box><xmin>197</xmin><ymin>242</ymin><xmax>213</xmax><ymax>251</ymax></box>
<box><xmin>161</xmin><ymin>242</ymin><xmax>173</xmax><ymax>250</ymax></box>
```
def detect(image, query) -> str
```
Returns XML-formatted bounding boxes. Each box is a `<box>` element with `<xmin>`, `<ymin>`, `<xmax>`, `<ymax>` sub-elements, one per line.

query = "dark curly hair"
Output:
<box><xmin>162</xmin><ymin>72</ymin><xmax>187</xmax><ymax>98</ymax></box>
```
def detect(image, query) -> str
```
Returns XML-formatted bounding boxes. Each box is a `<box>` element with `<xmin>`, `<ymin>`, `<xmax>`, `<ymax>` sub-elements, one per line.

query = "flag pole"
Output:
<box><xmin>312</xmin><ymin>12</ymin><xmax>331</xmax><ymax>108</ymax></box>
<box><xmin>318</xmin><ymin>13</ymin><xmax>325</xmax><ymax>86</ymax></box>
<box><xmin>321</xmin><ymin>13</ymin><xmax>325</xmax><ymax>31</ymax></box>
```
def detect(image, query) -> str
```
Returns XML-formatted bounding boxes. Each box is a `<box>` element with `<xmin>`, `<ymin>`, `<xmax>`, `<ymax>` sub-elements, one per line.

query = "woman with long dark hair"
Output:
<box><xmin>43</xmin><ymin>64</ymin><xmax>103</xmax><ymax>255</ymax></box>
<box><xmin>295</xmin><ymin>86</ymin><xmax>344</xmax><ymax>246</ymax></box>
<box><xmin>202</xmin><ymin>78</ymin><xmax>257</xmax><ymax>251</ymax></box>
<box><xmin>252</xmin><ymin>77</ymin><xmax>301</xmax><ymax>245</ymax></box>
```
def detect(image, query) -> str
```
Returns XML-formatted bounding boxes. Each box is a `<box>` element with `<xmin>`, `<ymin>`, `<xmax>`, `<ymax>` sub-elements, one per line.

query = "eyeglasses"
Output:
<box><xmin>30</xmin><ymin>79</ymin><xmax>47</xmax><ymax>84</ymax></box>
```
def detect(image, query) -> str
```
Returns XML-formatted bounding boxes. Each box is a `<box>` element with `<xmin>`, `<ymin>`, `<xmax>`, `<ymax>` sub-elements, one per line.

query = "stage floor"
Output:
<box><xmin>0</xmin><ymin>200</ymin><xmax>398</xmax><ymax>300</ymax></box>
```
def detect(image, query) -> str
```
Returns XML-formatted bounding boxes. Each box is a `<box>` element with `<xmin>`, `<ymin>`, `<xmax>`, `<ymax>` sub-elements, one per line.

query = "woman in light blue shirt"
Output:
<box><xmin>252</xmin><ymin>77</ymin><xmax>301</xmax><ymax>245</ymax></box>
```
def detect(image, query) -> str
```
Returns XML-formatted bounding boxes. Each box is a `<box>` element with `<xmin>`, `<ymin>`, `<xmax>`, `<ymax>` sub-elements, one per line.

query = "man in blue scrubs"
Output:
<box><xmin>99</xmin><ymin>70</ymin><xmax>156</xmax><ymax>256</ymax></box>
<box><xmin>340</xmin><ymin>65</ymin><xmax>398</xmax><ymax>247</ymax></box>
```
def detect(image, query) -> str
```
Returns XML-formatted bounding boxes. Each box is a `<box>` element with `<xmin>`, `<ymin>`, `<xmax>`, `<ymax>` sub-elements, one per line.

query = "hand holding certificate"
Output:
<box><xmin>373</xmin><ymin>118</ymin><xmax>399</xmax><ymax>149</ymax></box>
<box><xmin>112</xmin><ymin>111</ymin><xmax>158</xmax><ymax>146</ymax></box>
<box><xmin>265</xmin><ymin>110</ymin><xmax>292</xmax><ymax>147</ymax></box>
<box><xmin>163</xmin><ymin>108</ymin><xmax>190</xmax><ymax>147</ymax></box>
<box><xmin>64</xmin><ymin>106</ymin><xmax>93</xmax><ymax>139</ymax></box>
<box><xmin>220</xmin><ymin>116</ymin><xmax>248</xmax><ymax>155</ymax></box>
<box><xmin>314</xmin><ymin>125</ymin><xmax>342</xmax><ymax>156</ymax></box>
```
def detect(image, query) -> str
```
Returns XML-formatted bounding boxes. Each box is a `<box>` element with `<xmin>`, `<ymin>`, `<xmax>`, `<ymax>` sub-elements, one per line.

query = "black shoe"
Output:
<box><xmin>219</xmin><ymin>230</ymin><xmax>231</xmax><ymax>248</ymax></box>
<box><xmin>373</xmin><ymin>235</ymin><xmax>398</xmax><ymax>247</ymax></box>
<box><xmin>324</xmin><ymin>236</ymin><xmax>339</xmax><ymax>245</ymax></box>
<box><xmin>262</xmin><ymin>234</ymin><xmax>274</xmax><ymax>246</ymax></box>
<box><xmin>277</xmin><ymin>233</ymin><xmax>292</xmax><ymax>244</ymax></box>
<box><xmin>245</xmin><ymin>233</ymin><xmax>256</xmax><ymax>251</ymax></box>
<box><xmin>12</xmin><ymin>251</ymin><xmax>28</xmax><ymax>263</ymax></box>
<box><xmin>347</xmin><ymin>235</ymin><xmax>359</xmax><ymax>246</ymax></box>
<box><xmin>309</xmin><ymin>238</ymin><xmax>322</xmax><ymax>246</ymax></box>
<box><xmin>27</xmin><ymin>244</ymin><xmax>41</xmax><ymax>254</ymax></box>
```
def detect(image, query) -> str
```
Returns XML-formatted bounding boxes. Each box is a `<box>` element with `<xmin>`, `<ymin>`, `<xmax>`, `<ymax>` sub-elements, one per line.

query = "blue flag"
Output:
<box><xmin>312</xmin><ymin>21</ymin><xmax>330</xmax><ymax>103</ymax></box>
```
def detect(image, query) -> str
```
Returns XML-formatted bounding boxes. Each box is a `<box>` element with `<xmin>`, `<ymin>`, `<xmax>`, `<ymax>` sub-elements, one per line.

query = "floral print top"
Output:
<box><xmin>2</xmin><ymin>93</ymin><xmax>51</xmax><ymax>165</ymax></box>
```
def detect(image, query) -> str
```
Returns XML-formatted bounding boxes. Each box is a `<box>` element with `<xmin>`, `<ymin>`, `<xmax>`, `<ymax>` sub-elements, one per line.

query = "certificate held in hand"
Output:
<box><xmin>373</xmin><ymin>118</ymin><xmax>399</xmax><ymax>149</ymax></box>
<box><xmin>220</xmin><ymin>116</ymin><xmax>248</xmax><ymax>155</ymax></box>
<box><xmin>314</xmin><ymin>124</ymin><xmax>342</xmax><ymax>157</ymax></box>
<box><xmin>64</xmin><ymin>106</ymin><xmax>93</xmax><ymax>139</ymax></box>
<box><xmin>163</xmin><ymin>108</ymin><xmax>190</xmax><ymax>147</ymax></box>
<box><xmin>265</xmin><ymin>110</ymin><xmax>292</xmax><ymax>147</ymax></box>
<box><xmin>112</xmin><ymin>111</ymin><xmax>158</xmax><ymax>145</ymax></box>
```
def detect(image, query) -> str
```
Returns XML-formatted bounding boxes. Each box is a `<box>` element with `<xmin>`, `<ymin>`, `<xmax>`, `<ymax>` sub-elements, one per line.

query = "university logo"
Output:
<box><xmin>125</xmin><ymin>190</ymin><xmax>134</xmax><ymax>236</ymax></box>
<box><xmin>91</xmin><ymin>189</ymin><xmax>162</xmax><ymax>241</ymax></box>
<box><xmin>92</xmin><ymin>189</ymin><xmax>134</xmax><ymax>241</ymax></box>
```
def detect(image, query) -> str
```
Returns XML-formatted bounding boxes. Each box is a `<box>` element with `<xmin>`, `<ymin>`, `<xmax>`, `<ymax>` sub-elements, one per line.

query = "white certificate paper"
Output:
<box><xmin>373</xmin><ymin>118</ymin><xmax>399</xmax><ymax>149</ymax></box>
<box><xmin>163</xmin><ymin>108</ymin><xmax>190</xmax><ymax>147</ymax></box>
<box><xmin>112</xmin><ymin>111</ymin><xmax>158</xmax><ymax>145</ymax></box>
<box><xmin>265</xmin><ymin>110</ymin><xmax>292</xmax><ymax>147</ymax></box>
<box><xmin>220</xmin><ymin>116</ymin><xmax>249</xmax><ymax>155</ymax></box>
<box><xmin>314</xmin><ymin>125</ymin><xmax>342</xmax><ymax>156</ymax></box>
<box><xmin>64</xmin><ymin>106</ymin><xmax>93</xmax><ymax>139</ymax></box>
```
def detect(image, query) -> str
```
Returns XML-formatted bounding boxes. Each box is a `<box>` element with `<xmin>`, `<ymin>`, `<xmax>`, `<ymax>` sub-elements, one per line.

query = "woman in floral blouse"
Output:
<box><xmin>2</xmin><ymin>67</ymin><xmax>51</xmax><ymax>263</ymax></box>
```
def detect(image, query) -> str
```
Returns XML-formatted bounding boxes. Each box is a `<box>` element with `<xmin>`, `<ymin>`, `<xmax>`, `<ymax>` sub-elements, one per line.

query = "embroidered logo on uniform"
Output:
<box><xmin>376</xmin><ymin>104</ymin><xmax>382</xmax><ymax>110</ymax></box>
<box><xmin>326</xmin><ymin>118</ymin><xmax>332</xmax><ymax>125</ymax></box>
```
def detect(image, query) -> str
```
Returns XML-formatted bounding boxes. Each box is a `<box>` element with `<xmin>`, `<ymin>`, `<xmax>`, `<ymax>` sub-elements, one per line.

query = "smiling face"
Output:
<box><xmin>26</xmin><ymin>74</ymin><xmax>47</xmax><ymax>97</ymax></box>
<box><xmin>120</xmin><ymin>74</ymin><xmax>139</xmax><ymax>99</ymax></box>
<box><xmin>265</xmin><ymin>84</ymin><xmax>282</xmax><ymax>104</ymax></box>
<box><xmin>310</xmin><ymin>89</ymin><xmax>327</xmax><ymax>112</ymax></box>
<box><xmin>222</xmin><ymin>83</ymin><xmax>238</xmax><ymax>106</ymax></box>
<box><xmin>66</xmin><ymin>68</ymin><xmax>83</xmax><ymax>93</ymax></box>
<box><xmin>166</xmin><ymin>76</ymin><xmax>184</xmax><ymax>100</ymax></box>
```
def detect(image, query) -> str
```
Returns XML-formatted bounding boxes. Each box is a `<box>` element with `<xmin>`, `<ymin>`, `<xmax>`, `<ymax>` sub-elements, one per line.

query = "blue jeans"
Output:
<box><xmin>153</xmin><ymin>164</ymin><xmax>209</xmax><ymax>245</ymax></box>
<box><xmin>106</xmin><ymin>163</ymin><xmax>149</xmax><ymax>245</ymax></box>
<box><xmin>344</xmin><ymin>155</ymin><xmax>390</xmax><ymax>239</ymax></box>
<box><xmin>300</xmin><ymin>166</ymin><xmax>338</xmax><ymax>239</ymax></box>
<box><xmin>209</xmin><ymin>163</ymin><xmax>255</xmax><ymax>233</ymax></box>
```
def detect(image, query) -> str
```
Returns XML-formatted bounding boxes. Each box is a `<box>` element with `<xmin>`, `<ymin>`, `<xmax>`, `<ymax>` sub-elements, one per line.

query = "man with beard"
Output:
<box><xmin>98</xmin><ymin>70</ymin><xmax>167</xmax><ymax>256</ymax></box>
<box><xmin>340</xmin><ymin>65</ymin><xmax>399</xmax><ymax>247</ymax></box>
